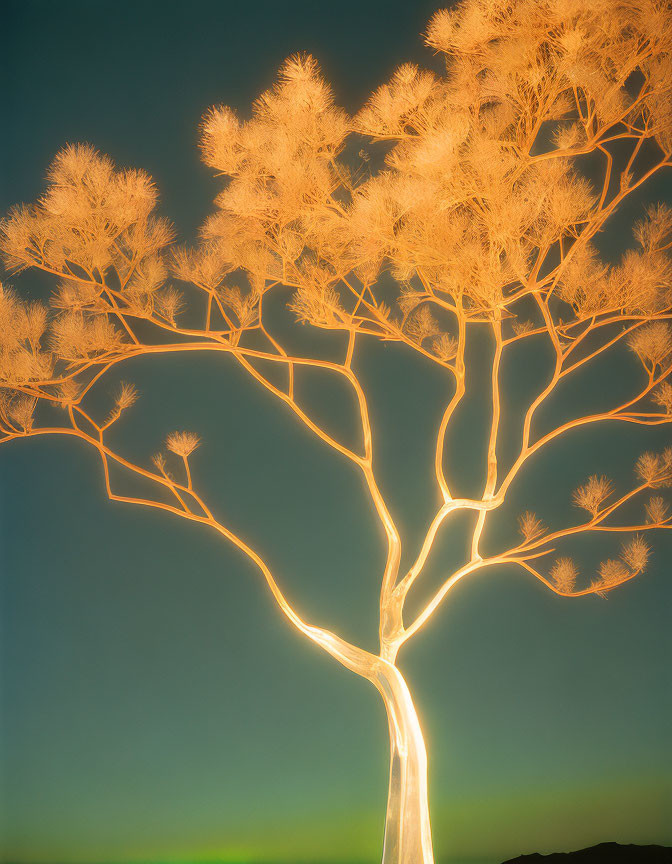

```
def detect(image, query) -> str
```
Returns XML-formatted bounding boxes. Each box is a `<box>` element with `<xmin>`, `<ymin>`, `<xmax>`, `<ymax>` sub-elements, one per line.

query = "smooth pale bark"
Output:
<box><xmin>373</xmin><ymin>660</ymin><xmax>434</xmax><ymax>864</ymax></box>
<box><xmin>280</xmin><ymin>625</ymin><xmax>435</xmax><ymax>864</ymax></box>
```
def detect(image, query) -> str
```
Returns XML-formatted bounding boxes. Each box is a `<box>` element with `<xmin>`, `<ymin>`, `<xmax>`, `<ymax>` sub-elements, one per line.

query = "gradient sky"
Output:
<box><xmin>1</xmin><ymin>2</ymin><xmax>671</xmax><ymax>863</ymax></box>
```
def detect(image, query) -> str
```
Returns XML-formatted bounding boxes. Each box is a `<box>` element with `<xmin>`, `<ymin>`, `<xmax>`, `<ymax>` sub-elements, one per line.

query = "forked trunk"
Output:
<box><xmin>373</xmin><ymin>660</ymin><xmax>434</xmax><ymax>864</ymax></box>
<box><xmin>299</xmin><ymin>628</ymin><xmax>434</xmax><ymax>863</ymax></box>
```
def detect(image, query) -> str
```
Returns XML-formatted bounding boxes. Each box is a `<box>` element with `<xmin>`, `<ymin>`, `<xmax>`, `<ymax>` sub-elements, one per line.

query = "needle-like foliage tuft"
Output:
<box><xmin>166</xmin><ymin>431</ymin><xmax>201</xmax><ymax>458</ymax></box>
<box><xmin>572</xmin><ymin>475</ymin><xmax>614</xmax><ymax>516</ymax></box>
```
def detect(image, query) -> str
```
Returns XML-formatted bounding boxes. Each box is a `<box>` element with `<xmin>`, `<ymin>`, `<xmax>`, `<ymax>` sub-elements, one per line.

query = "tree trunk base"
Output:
<box><xmin>373</xmin><ymin>661</ymin><xmax>435</xmax><ymax>864</ymax></box>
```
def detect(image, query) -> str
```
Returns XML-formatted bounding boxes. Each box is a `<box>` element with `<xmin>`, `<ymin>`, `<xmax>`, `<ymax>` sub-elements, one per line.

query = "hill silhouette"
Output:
<box><xmin>501</xmin><ymin>842</ymin><xmax>672</xmax><ymax>863</ymax></box>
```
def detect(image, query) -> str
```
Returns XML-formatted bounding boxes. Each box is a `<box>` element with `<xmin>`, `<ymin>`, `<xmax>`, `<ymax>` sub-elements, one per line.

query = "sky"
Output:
<box><xmin>1</xmin><ymin>2</ymin><xmax>671</xmax><ymax>863</ymax></box>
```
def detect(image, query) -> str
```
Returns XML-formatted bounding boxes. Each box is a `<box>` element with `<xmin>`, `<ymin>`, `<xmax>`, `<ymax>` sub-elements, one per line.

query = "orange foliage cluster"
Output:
<box><xmin>2</xmin><ymin>0</ymin><xmax>672</xmax><ymax>656</ymax></box>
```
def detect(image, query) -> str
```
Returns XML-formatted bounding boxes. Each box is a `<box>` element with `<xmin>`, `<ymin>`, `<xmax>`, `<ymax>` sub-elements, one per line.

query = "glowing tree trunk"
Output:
<box><xmin>308</xmin><ymin>632</ymin><xmax>434</xmax><ymax>863</ymax></box>
<box><xmin>313</xmin><ymin>626</ymin><xmax>434</xmax><ymax>864</ymax></box>
<box><xmin>374</xmin><ymin>661</ymin><xmax>434</xmax><ymax>864</ymax></box>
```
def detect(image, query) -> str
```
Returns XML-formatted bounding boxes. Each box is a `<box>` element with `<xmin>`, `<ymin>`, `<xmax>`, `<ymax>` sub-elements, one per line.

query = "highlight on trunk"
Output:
<box><xmin>2</xmin><ymin>1</ymin><xmax>672</xmax><ymax>861</ymax></box>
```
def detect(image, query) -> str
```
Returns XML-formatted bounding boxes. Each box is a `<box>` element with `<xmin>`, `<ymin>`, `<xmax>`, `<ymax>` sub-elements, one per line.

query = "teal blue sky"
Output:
<box><xmin>1</xmin><ymin>2</ymin><xmax>671</xmax><ymax>863</ymax></box>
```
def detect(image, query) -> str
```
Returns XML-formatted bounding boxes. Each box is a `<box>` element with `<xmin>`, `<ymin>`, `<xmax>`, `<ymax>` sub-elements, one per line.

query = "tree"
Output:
<box><xmin>2</xmin><ymin>0</ymin><xmax>672</xmax><ymax>861</ymax></box>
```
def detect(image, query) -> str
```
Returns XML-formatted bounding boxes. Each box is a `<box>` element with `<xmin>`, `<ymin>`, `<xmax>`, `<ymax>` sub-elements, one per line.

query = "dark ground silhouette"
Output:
<box><xmin>501</xmin><ymin>841</ymin><xmax>672</xmax><ymax>863</ymax></box>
